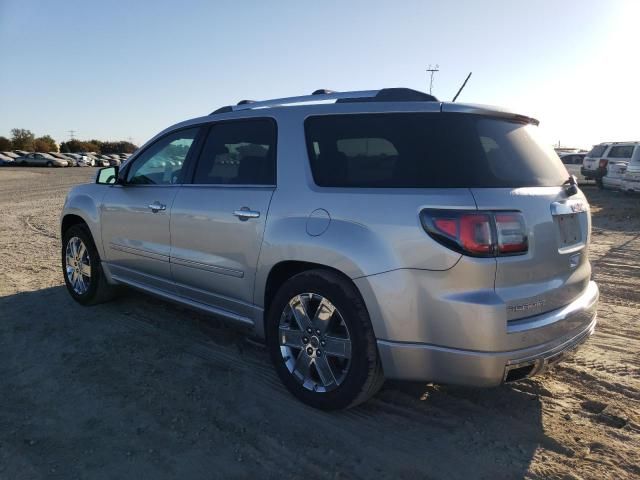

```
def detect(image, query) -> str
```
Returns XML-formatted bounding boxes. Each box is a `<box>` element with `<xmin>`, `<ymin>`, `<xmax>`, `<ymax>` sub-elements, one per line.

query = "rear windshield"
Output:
<box><xmin>305</xmin><ymin>113</ymin><xmax>568</xmax><ymax>188</ymax></box>
<box><xmin>587</xmin><ymin>144</ymin><xmax>608</xmax><ymax>157</ymax></box>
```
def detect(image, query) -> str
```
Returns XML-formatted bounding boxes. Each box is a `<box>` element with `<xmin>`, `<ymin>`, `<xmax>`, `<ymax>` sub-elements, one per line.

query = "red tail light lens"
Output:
<box><xmin>599</xmin><ymin>159</ymin><xmax>608</xmax><ymax>168</ymax></box>
<box><xmin>459</xmin><ymin>214</ymin><xmax>493</xmax><ymax>254</ymax></box>
<box><xmin>421</xmin><ymin>210</ymin><xmax>528</xmax><ymax>257</ymax></box>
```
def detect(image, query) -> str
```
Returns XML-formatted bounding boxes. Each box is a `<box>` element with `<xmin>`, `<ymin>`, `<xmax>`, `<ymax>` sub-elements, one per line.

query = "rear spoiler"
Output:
<box><xmin>441</xmin><ymin>103</ymin><xmax>540</xmax><ymax>126</ymax></box>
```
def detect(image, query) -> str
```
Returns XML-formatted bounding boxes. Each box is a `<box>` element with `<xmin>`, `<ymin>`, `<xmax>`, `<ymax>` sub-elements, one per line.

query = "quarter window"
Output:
<box><xmin>193</xmin><ymin>119</ymin><xmax>276</xmax><ymax>185</ymax></box>
<box><xmin>127</xmin><ymin>128</ymin><xmax>199</xmax><ymax>185</ymax></box>
<box><xmin>607</xmin><ymin>145</ymin><xmax>635</xmax><ymax>159</ymax></box>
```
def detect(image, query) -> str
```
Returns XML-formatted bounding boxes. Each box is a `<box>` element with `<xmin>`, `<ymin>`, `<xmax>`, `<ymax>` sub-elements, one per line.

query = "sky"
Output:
<box><xmin>0</xmin><ymin>0</ymin><xmax>638</xmax><ymax>149</ymax></box>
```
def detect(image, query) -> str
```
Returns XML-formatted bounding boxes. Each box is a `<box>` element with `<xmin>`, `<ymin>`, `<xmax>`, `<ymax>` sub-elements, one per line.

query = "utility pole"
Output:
<box><xmin>426</xmin><ymin>64</ymin><xmax>440</xmax><ymax>95</ymax></box>
<box><xmin>68</xmin><ymin>130</ymin><xmax>76</xmax><ymax>140</ymax></box>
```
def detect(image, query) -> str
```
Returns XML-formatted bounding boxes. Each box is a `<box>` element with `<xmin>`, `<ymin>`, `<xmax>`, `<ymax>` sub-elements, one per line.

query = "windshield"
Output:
<box><xmin>305</xmin><ymin>113</ymin><xmax>568</xmax><ymax>188</ymax></box>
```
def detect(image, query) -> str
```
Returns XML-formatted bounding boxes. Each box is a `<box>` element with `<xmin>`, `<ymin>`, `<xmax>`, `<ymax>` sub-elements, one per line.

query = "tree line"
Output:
<box><xmin>0</xmin><ymin>129</ymin><xmax>138</xmax><ymax>154</ymax></box>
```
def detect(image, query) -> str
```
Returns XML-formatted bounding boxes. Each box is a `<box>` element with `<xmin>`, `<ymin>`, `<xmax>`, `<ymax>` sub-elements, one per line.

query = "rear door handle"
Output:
<box><xmin>233</xmin><ymin>207</ymin><xmax>260</xmax><ymax>221</ymax></box>
<box><xmin>148</xmin><ymin>202</ymin><xmax>166</xmax><ymax>212</ymax></box>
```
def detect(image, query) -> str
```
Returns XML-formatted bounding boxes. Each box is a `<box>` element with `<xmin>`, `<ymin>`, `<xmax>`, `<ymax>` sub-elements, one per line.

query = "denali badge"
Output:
<box><xmin>507</xmin><ymin>300</ymin><xmax>546</xmax><ymax>312</ymax></box>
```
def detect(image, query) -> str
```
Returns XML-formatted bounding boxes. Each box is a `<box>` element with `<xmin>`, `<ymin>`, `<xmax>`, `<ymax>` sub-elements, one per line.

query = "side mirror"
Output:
<box><xmin>96</xmin><ymin>166</ymin><xmax>119</xmax><ymax>185</ymax></box>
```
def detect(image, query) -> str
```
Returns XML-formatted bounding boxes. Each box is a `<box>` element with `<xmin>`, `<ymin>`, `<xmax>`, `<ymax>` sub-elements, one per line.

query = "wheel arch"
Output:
<box><xmin>259</xmin><ymin>260</ymin><xmax>368</xmax><ymax>340</ymax></box>
<box><xmin>61</xmin><ymin>214</ymin><xmax>88</xmax><ymax>237</ymax></box>
<box><xmin>61</xmin><ymin>187</ymin><xmax>105</xmax><ymax>257</ymax></box>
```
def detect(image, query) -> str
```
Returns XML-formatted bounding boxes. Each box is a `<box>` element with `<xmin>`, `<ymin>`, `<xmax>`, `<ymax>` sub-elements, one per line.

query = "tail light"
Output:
<box><xmin>599</xmin><ymin>159</ymin><xmax>608</xmax><ymax>168</ymax></box>
<box><xmin>421</xmin><ymin>210</ymin><xmax>528</xmax><ymax>257</ymax></box>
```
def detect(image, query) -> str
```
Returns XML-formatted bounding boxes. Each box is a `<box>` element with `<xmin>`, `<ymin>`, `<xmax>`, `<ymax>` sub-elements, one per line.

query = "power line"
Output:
<box><xmin>426</xmin><ymin>64</ymin><xmax>440</xmax><ymax>95</ymax></box>
<box><xmin>68</xmin><ymin>130</ymin><xmax>76</xmax><ymax>140</ymax></box>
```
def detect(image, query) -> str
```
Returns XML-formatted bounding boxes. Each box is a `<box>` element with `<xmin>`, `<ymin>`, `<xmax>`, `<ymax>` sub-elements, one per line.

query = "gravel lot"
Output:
<box><xmin>0</xmin><ymin>167</ymin><xmax>638</xmax><ymax>479</ymax></box>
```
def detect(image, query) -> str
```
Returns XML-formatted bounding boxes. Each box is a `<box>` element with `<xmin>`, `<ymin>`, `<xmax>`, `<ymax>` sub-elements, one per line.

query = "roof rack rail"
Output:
<box><xmin>209</xmin><ymin>88</ymin><xmax>438</xmax><ymax>115</ymax></box>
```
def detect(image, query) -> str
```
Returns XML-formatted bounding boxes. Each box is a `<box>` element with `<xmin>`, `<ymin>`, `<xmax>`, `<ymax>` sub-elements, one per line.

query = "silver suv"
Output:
<box><xmin>60</xmin><ymin>88</ymin><xmax>599</xmax><ymax>409</ymax></box>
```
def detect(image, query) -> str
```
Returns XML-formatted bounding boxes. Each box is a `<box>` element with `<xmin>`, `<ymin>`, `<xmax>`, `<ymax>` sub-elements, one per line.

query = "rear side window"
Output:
<box><xmin>587</xmin><ymin>144</ymin><xmax>608</xmax><ymax>157</ymax></box>
<box><xmin>305</xmin><ymin>113</ymin><xmax>568</xmax><ymax>188</ymax></box>
<box><xmin>607</xmin><ymin>145</ymin><xmax>635</xmax><ymax>159</ymax></box>
<box><xmin>193</xmin><ymin>119</ymin><xmax>276</xmax><ymax>185</ymax></box>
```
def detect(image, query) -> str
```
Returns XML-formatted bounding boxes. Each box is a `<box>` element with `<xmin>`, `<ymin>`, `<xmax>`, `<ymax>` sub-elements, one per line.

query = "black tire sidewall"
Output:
<box><xmin>266</xmin><ymin>270</ymin><xmax>377</xmax><ymax>410</ymax></box>
<box><xmin>61</xmin><ymin>225</ymin><xmax>102</xmax><ymax>305</ymax></box>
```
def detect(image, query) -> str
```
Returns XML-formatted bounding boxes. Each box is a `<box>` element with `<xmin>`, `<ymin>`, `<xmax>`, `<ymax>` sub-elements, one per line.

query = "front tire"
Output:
<box><xmin>267</xmin><ymin>269</ymin><xmax>384</xmax><ymax>410</ymax></box>
<box><xmin>62</xmin><ymin>224</ymin><xmax>117</xmax><ymax>305</ymax></box>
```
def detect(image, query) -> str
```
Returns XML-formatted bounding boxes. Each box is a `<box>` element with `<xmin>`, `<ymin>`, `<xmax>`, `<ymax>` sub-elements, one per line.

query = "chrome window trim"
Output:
<box><xmin>179</xmin><ymin>184</ymin><xmax>276</xmax><ymax>189</ymax></box>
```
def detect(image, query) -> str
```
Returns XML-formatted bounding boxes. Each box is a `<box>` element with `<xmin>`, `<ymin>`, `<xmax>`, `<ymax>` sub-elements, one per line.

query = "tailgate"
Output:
<box><xmin>582</xmin><ymin>157</ymin><xmax>599</xmax><ymax>171</ymax></box>
<box><xmin>471</xmin><ymin>187</ymin><xmax>592</xmax><ymax>321</ymax></box>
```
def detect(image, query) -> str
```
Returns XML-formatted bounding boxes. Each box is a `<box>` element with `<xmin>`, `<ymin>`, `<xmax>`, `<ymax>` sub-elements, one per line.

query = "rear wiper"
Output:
<box><xmin>563</xmin><ymin>175</ymin><xmax>578</xmax><ymax>197</ymax></box>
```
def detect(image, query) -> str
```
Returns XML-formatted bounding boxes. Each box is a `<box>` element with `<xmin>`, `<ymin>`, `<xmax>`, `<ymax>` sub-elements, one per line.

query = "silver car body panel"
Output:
<box><xmin>61</xmin><ymin>96</ymin><xmax>599</xmax><ymax>385</ymax></box>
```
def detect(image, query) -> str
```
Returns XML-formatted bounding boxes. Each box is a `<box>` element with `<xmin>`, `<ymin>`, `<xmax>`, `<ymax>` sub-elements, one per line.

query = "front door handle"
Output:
<box><xmin>233</xmin><ymin>207</ymin><xmax>260</xmax><ymax>221</ymax></box>
<box><xmin>148</xmin><ymin>202</ymin><xmax>166</xmax><ymax>212</ymax></box>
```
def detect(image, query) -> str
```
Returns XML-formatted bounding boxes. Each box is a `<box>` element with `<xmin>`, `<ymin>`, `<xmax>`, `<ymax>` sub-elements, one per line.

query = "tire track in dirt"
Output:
<box><xmin>0</xmin><ymin>172</ymin><xmax>638</xmax><ymax>479</ymax></box>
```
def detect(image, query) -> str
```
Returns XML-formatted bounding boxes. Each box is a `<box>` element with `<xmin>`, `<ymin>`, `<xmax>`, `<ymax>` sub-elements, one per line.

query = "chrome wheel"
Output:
<box><xmin>65</xmin><ymin>236</ymin><xmax>91</xmax><ymax>295</ymax></box>
<box><xmin>278</xmin><ymin>293</ymin><xmax>352</xmax><ymax>392</ymax></box>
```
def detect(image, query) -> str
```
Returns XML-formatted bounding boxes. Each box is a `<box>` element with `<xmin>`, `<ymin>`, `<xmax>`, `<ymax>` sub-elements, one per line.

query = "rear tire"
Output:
<box><xmin>267</xmin><ymin>269</ymin><xmax>383</xmax><ymax>410</ymax></box>
<box><xmin>46</xmin><ymin>161</ymin><xmax>53</xmax><ymax>167</ymax></box>
<box><xmin>62</xmin><ymin>224</ymin><xmax>118</xmax><ymax>305</ymax></box>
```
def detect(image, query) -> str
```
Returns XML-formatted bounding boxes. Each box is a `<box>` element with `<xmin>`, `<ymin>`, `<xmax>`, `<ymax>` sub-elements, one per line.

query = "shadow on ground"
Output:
<box><xmin>0</xmin><ymin>286</ymin><xmax>548</xmax><ymax>479</ymax></box>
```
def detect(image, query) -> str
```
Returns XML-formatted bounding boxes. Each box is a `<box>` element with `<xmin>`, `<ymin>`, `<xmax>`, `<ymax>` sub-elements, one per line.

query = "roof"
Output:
<box><xmin>210</xmin><ymin>88</ymin><xmax>438</xmax><ymax>114</ymax></box>
<box><xmin>134</xmin><ymin>88</ymin><xmax>542</xmax><ymax>157</ymax></box>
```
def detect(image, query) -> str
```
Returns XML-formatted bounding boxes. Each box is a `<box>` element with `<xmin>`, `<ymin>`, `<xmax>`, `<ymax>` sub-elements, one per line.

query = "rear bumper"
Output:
<box><xmin>376</xmin><ymin>281</ymin><xmax>598</xmax><ymax>386</ymax></box>
<box><xmin>581</xmin><ymin>166</ymin><xmax>605</xmax><ymax>179</ymax></box>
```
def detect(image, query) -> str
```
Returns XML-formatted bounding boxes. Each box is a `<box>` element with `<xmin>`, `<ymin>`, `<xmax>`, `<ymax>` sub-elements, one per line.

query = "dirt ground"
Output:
<box><xmin>0</xmin><ymin>167</ymin><xmax>638</xmax><ymax>480</ymax></box>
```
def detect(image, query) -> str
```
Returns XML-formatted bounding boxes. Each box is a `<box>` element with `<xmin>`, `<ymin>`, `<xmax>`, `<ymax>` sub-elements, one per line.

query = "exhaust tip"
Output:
<box><xmin>504</xmin><ymin>363</ymin><xmax>536</xmax><ymax>383</ymax></box>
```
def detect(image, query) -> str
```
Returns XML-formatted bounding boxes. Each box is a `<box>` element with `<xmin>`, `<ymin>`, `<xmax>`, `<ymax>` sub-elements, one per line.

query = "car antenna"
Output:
<box><xmin>451</xmin><ymin>72</ymin><xmax>472</xmax><ymax>102</ymax></box>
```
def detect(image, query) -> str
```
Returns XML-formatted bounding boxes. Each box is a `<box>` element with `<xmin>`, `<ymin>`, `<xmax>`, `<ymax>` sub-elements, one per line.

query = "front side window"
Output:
<box><xmin>305</xmin><ymin>113</ymin><xmax>567</xmax><ymax>188</ymax></box>
<box><xmin>193</xmin><ymin>119</ymin><xmax>276</xmax><ymax>185</ymax></box>
<box><xmin>127</xmin><ymin>128</ymin><xmax>199</xmax><ymax>185</ymax></box>
<box><xmin>607</xmin><ymin>145</ymin><xmax>635</xmax><ymax>159</ymax></box>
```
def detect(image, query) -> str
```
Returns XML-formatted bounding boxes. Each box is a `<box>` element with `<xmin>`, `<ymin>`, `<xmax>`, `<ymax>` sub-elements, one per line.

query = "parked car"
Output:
<box><xmin>602</xmin><ymin>161</ymin><xmax>628</xmax><ymax>190</ymax></box>
<box><xmin>621</xmin><ymin>145</ymin><xmax>640</xmax><ymax>193</ymax></box>
<box><xmin>65</xmin><ymin>153</ymin><xmax>93</xmax><ymax>167</ymax></box>
<box><xmin>85</xmin><ymin>153</ymin><xmax>108</xmax><ymax>167</ymax></box>
<box><xmin>80</xmin><ymin>153</ymin><xmax>100</xmax><ymax>167</ymax></box>
<box><xmin>48</xmin><ymin>152</ymin><xmax>77</xmax><ymax>166</ymax></box>
<box><xmin>61</xmin><ymin>88</ymin><xmax>598</xmax><ymax>409</ymax></box>
<box><xmin>17</xmin><ymin>152</ymin><xmax>69</xmax><ymax>167</ymax></box>
<box><xmin>581</xmin><ymin>143</ymin><xmax>610</xmax><ymax>186</ymax></box>
<box><xmin>582</xmin><ymin>142</ymin><xmax>639</xmax><ymax>188</ymax></box>
<box><xmin>13</xmin><ymin>149</ymin><xmax>31</xmax><ymax>157</ymax></box>
<box><xmin>2</xmin><ymin>151</ymin><xmax>21</xmax><ymax>160</ymax></box>
<box><xmin>0</xmin><ymin>152</ymin><xmax>15</xmax><ymax>165</ymax></box>
<box><xmin>105</xmin><ymin>155</ymin><xmax>121</xmax><ymax>167</ymax></box>
<box><xmin>559</xmin><ymin>153</ymin><xmax>585</xmax><ymax>181</ymax></box>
